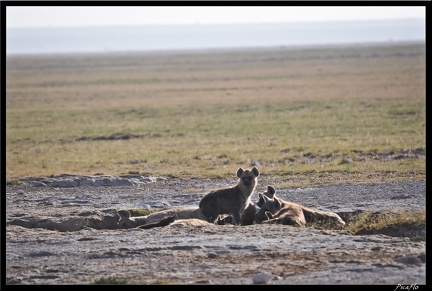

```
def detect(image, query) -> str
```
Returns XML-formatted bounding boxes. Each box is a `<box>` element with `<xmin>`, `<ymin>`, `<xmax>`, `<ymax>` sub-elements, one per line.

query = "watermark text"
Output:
<box><xmin>394</xmin><ymin>284</ymin><xmax>419</xmax><ymax>291</ymax></box>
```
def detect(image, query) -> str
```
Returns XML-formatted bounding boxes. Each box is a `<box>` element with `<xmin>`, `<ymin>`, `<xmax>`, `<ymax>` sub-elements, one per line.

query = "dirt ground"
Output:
<box><xmin>5</xmin><ymin>175</ymin><xmax>426</xmax><ymax>285</ymax></box>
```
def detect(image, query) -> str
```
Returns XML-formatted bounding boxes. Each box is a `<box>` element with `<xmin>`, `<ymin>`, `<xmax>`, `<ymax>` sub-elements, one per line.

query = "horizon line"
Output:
<box><xmin>6</xmin><ymin>17</ymin><xmax>425</xmax><ymax>30</ymax></box>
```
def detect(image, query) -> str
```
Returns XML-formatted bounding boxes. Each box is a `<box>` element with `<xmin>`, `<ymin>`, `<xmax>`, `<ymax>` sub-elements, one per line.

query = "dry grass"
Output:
<box><xmin>6</xmin><ymin>42</ymin><xmax>426</xmax><ymax>182</ymax></box>
<box><xmin>345</xmin><ymin>209</ymin><xmax>426</xmax><ymax>240</ymax></box>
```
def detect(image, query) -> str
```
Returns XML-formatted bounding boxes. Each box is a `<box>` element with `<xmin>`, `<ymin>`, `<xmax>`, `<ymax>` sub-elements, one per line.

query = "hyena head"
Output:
<box><xmin>237</xmin><ymin>166</ymin><xmax>260</xmax><ymax>188</ymax></box>
<box><xmin>257</xmin><ymin>185</ymin><xmax>276</xmax><ymax>208</ymax></box>
<box><xmin>255</xmin><ymin>194</ymin><xmax>282</xmax><ymax>223</ymax></box>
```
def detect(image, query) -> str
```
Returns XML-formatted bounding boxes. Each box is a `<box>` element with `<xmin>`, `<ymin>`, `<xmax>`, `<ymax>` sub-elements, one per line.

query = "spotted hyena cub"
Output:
<box><xmin>240</xmin><ymin>201</ymin><xmax>257</xmax><ymax>225</ymax></box>
<box><xmin>255</xmin><ymin>193</ymin><xmax>306</xmax><ymax>227</ymax></box>
<box><xmin>255</xmin><ymin>186</ymin><xmax>346</xmax><ymax>228</ymax></box>
<box><xmin>257</xmin><ymin>185</ymin><xmax>276</xmax><ymax>208</ymax></box>
<box><xmin>199</xmin><ymin>167</ymin><xmax>260</xmax><ymax>225</ymax></box>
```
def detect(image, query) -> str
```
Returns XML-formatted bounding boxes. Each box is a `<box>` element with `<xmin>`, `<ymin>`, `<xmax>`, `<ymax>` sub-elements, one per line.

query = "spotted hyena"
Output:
<box><xmin>240</xmin><ymin>201</ymin><xmax>257</xmax><ymax>225</ymax></box>
<box><xmin>255</xmin><ymin>193</ymin><xmax>306</xmax><ymax>226</ymax></box>
<box><xmin>199</xmin><ymin>167</ymin><xmax>260</xmax><ymax>225</ymax></box>
<box><xmin>117</xmin><ymin>206</ymin><xmax>207</xmax><ymax>229</ymax></box>
<box><xmin>257</xmin><ymin>185</ymin><xmax>276</xmax><ymax>208</ymax></box>
<box><xmin>255</xmin><ymin>186</ymin><xmax>345</xmax><ymax>228</ymax></box>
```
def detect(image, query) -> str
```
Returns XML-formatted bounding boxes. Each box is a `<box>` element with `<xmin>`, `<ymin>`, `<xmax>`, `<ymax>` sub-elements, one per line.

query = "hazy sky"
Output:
<box><xmin>6</xmin><ymin>6</ymin><xmax>426</xmax><ymax>28</ymax></box>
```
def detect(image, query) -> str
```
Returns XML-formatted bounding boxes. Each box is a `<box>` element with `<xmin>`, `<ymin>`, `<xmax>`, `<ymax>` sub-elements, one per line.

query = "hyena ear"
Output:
<box><xmin>262</xmin><ymin>194</ymin><xmax>270</xmax><ymax>203</ymax></box>
<box><xmin>236</xmin><ymin>168</ymin><xmax>245</xmax><ymax>178</ymax></box>
<box><xmin>265</xmin><ymin>211</ymin><xmax>274</xmax><ymax>219</ymax></box>
<box><xmin>117</xmin><ymin>209</ymin><xmax>132</xmax><ymax>219</ymax></box>
<box><xmin>267</xmin><ymin>185</ymin><xmax>276</xmax><ymax>196</ymax></box>
<box><xmin>257</xmin><ymin>193</ymin><xmax>265</xmax><ymax>207</ymax></box>
<box><xmin>251</xmin><ymin>167</ymin><xmax>260</xmax><ymax>177</ymax></box>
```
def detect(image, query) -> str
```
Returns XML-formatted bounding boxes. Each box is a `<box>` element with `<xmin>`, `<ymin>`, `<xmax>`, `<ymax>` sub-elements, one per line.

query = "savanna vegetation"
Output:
<box><xmin>6</xmin><ymin>42</ymin><xmax>425</xmax><ymax>186</ymax></box>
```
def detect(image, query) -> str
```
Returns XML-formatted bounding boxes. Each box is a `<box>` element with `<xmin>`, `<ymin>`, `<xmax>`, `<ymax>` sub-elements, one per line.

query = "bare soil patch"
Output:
<box><xmin>5</xmin><ymin>176</ymin><xmax>426</xmax><ymax>285</ymax></box>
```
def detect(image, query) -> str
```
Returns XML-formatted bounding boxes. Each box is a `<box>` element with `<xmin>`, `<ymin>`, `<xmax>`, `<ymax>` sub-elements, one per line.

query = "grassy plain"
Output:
<box><xmin>6</xmin><ymin>42</ymin><xmax>426</xmax><ymax>185</ymax></box>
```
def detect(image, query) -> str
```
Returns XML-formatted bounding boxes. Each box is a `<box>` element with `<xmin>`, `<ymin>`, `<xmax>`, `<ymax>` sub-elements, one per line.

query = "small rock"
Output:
<box><xmin>207</xmin><ymin>252</ymin><xmax>218</xmax><ymax>258</ymax></box>
<box><xmin>253</xmin><ymin>272</ymin><xmax>272</xmax><ymax>284</ymax></box>
<box><xmin>250</xmin><ymin>160</ymin><xmax>261</xmax><ymax>166</ymax></box>
<box><xmin>198</xmin><ymin>183</ymin><xmax>207</xmax><ymax>189</ymax></box>
<box><xmin>343</xmin><ymin>156</ymin><xmax>353</xmax><ymax>163</ymax></box>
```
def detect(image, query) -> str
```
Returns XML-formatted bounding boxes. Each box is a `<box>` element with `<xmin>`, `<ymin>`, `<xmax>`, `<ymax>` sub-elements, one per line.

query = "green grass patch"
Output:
<box><xmin>6</xmin><ymin>99</ymin><xmax>425</xmax><ymax>181</ymax></box>
<box><xmin>6</xmin><ymin>179</ymin><xmax>22</xmax><ymax>186</ymax></box>
<box><xmin>345</xmin><ymin>209</ymin><xmax>426</xmax><ymax>240</ymax></box>
<box><xmin>305</xmin><ymin>209</ymin><xmax>425</xmax><ymax>241</ymax></box>
<box><xmin>6</xmin><ymin>43</ymin><xmax>425</xmax><ymax>183</ymax></box>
